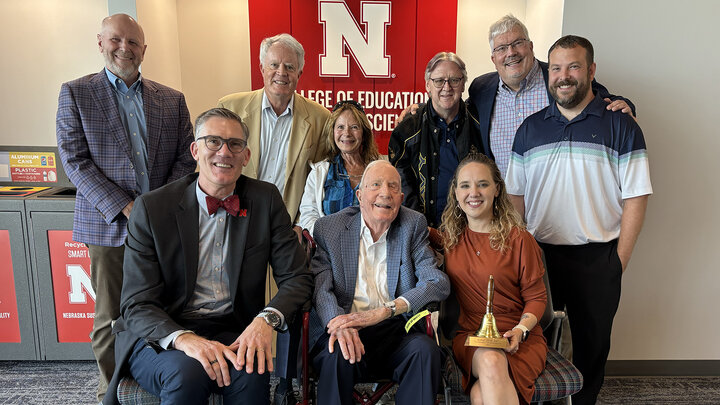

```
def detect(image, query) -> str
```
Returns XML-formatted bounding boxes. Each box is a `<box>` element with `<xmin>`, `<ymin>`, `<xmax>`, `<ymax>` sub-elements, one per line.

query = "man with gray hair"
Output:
<box><xmin>104</xmin><ymin>107</ymin><xmax>312</xmax><ymax>405</ymax></box>
<box><xmin>399</xmin><ymin>16</ymin><xmax>635</xmax><ymax>177</ymax></box>
<box><xmin>309</xmin><ymin>160</ymin><xmax>449</xmax><ymax>405</ymax></box>
<box><xmin>468</xmin><ymin>14</ymin><xmax>634</xmax><ymax>175</ymax></box>
<box><xmin>389</xmin><ymin>52</ymin><xmax>486</xmax><ymax>228</ymax></box>
<box><xmin>218</xmin><ymin>33</ymin><xmax>329</xmax><ymax>403</ymax></box>
<box><xmin>218</xmin><ymin>33</ymin><xmax>329</xmax><ymax>225</ymax></box>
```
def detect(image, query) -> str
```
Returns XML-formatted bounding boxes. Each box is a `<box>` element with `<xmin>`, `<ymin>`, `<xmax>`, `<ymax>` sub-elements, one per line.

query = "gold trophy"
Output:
<box><xmin>465</xmin><ymin>275</ymin><xmax>509</xmax><ymax>348</ymax></box>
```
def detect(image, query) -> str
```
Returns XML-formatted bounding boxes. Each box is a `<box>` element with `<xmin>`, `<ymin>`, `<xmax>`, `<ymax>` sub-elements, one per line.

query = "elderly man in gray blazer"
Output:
<box><xmin>309</xmin><ymin>160</ymin><xmax>450</xmax><ymax>405</ymax></box>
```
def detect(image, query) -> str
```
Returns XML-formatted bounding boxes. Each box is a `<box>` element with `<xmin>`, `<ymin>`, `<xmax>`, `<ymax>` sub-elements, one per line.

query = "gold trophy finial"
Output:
<box><xmin>465</xmin><ymin>275</ymin><xmax>509</xmax><ymax>348</ymax></box>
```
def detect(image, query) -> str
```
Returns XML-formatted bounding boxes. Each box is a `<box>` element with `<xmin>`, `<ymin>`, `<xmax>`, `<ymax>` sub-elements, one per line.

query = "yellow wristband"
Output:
<box><xmin>404</xmin><ymin>309</ymin><xmax>430</xmax><ymax>333</ymax></box>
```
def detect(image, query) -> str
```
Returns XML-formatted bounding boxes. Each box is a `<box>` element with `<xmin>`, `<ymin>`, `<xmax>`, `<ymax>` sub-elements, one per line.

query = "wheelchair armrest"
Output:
<box><xmin>421</xmin><ymin>301</ymin><xmax>439</xmax><ymax>313</ymax></box>
<box><xmin>418</xmin><ymin>301</ymin><xmax>440</xmax><ymax>338</ymax></box>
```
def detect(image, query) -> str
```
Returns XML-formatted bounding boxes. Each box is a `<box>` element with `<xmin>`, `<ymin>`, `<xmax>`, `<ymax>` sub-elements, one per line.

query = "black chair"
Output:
<box><xmin>438</xmin><ymin>256</ymin><xmax>583</xmax><ymax>404</ymax></box>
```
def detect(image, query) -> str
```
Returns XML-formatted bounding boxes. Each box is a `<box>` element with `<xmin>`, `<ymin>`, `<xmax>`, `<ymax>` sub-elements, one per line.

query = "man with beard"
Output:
<box><xmin>468</xmin><ymin>15</ymin><xmax>636</xmax><ymax>176</ymax></box>
<box><xmin>399</xmin><ymin>15</ymin><xmax>635</xmax><ymax>177</ymax></box>
<box><xmin>505</xmin><ymin>35</ymin><xmax>652</xmax><ymax>405</ymax></box>
<box><xmin>56</xmin><ymin>14</ymin><xmax>195</xmax><ymax>403</ymax></box>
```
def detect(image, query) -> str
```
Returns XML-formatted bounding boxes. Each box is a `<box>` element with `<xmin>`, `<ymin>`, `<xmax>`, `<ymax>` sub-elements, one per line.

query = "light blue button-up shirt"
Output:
<box><xmin>258</xmin><ymin>92</ymin><xmax>294</xmax><ymax>195</ymax></box>
<box><xmin>105</xmin><ymin>68</ymin><xmax>149</xmax><ymax>195</ymax></box>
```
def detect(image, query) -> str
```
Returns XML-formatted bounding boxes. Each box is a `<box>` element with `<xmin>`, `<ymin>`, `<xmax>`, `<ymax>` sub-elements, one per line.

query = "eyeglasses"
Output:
<box><xmin>333</xmin><ymin>99</ymin><xmax>365</xmax><ymax>113</ymax></box>
<box><xmin>492</xmin><ymin>38</ymin><xmax>529</xmax><ymax>55</ymax></box>
<box><xmin>197</xmin><ymin>135</ymin><xmax>247</xmax><ymax>153</ymax></box>
<box><xmin>429</xmin><ymin>77</ymin><xmax>463</xmax><ymax>89</ymax></box>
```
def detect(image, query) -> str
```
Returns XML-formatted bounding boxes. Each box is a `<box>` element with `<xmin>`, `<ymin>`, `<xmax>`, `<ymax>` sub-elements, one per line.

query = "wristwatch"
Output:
<box><xmin>258</xmin><ymin>310</ymin><xmax>282</xmax><ymax>330</ymax></box>
<box><xmin>383</xmin><ymin>301</ymin><xmax>397</xmax><ymax>317</ymax></box>
<box><xmin>513</xmin><ymin>324</ymin><xmax>530</xmax><ymax>342</ymax></box>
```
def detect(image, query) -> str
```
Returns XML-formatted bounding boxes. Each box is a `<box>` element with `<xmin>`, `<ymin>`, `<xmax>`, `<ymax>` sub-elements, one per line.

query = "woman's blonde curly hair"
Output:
<box><xmin>438</xmin><ymin>153</ymin><xmax>524</xmax><ymax>252</ymax></box>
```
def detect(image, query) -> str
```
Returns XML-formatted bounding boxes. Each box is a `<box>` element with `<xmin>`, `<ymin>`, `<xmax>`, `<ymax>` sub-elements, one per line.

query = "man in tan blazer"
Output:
<box><xmin>218</xmin><ymin>33</ymin><xmax>329</xmax><ymax>225</ymax></box>
<box><xmin>218</xmin><ymin>33</ymin><xmax>329</xmax><ymax>405</ymax></box>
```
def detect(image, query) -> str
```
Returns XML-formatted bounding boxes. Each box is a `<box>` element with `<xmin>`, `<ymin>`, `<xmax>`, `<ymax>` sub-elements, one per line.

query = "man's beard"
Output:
<box><xmin>103</xmin><ymin>51</ymin><xmax>141</xmax><ymax>83</ymax></box>
<box><xmin>551</xmin><ymin>77</ymin><xmax>590</xmax><ymax>109</ymax></box>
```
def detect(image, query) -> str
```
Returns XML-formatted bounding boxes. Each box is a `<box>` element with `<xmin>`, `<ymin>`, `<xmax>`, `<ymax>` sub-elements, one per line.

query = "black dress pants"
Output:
<box><xmin>311</xmin><ymin>317</ymin><xmax>442</xmax><ymax>405</ymax></box>
<box><xmin>539</xmin><ymin>240</ymin><xmax>622</xmax><ymax>405</ymax></box>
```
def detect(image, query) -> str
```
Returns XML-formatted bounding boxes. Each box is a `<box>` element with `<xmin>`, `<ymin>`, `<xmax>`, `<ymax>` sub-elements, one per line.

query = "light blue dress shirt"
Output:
<box><xmin>105</xmin><ymin>68</ymin><xmax>149</xmax><ymax>195</ymax></box>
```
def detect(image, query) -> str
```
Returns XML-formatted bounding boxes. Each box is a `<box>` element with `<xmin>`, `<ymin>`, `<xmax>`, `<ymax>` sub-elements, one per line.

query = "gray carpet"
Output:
<box><xmin>596</xmin><ymin>376</ymin><xmax>720</xmax><ymax>405</ymax></box>
<box><xmin>0</xmin><ymin>360</ymin><xmax>718</xmax><ymax>404</ymax></box>
<box><xmin>0</xmin><ymin>361</ymin><xmax>97</xmax><ymax>404</ymax></box>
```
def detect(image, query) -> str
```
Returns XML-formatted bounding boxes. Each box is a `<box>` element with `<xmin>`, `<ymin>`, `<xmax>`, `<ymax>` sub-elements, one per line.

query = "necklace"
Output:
<box><xmin>467</xmin><ymin>229</ymin><xmax>489</xmax><ymax>257</ymax></box>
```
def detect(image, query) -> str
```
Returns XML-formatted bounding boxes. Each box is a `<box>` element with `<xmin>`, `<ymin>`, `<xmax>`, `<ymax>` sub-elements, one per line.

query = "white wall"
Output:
<box><xmin>137</xmin><ymin>0</ymin><xmax>252</xmax><ymax>122</ymax></box>
<box><xmin>175</xmin><ymin>0</ymin><xmax>252</xmax><ymax>120</ymax></box>
<box><xmin>0</xmin><ymin>0</ymin><xmax>107</xmax><ymax>147</ymax></box>
<box><xmin>563</xmin><ymin>1</ymin><xmax>720</xmax><ymax>360</ymax></box>
<box><xmin>456</xmin><ymin>0</ymin><xmax>563</xmax><ymax>99</ymax></box>
<box><xmin>136</xmin><ymin>0</ymin><xmax>182</xmax><ymax>91</ymax></box>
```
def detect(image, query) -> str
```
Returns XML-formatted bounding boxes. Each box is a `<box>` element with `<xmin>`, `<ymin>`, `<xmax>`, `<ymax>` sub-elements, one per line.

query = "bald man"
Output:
<box><xmin>56</xmin><ymin>14</ymin><xmax>195</xmax><ymax>402</ymax></box>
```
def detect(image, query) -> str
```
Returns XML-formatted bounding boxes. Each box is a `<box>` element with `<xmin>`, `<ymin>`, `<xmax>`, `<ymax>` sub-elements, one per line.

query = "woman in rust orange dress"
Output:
<box><xmin>438</xmin><ymin>153</ymin><xmax>547</xmax><ymax>405</ymax></box>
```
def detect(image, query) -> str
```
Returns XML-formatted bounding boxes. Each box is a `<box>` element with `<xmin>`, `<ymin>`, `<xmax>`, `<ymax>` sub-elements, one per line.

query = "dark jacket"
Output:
<box><xmin>388</xmin><ymin>102</ymin><xmax>484</xmax><ymax>227</ymax></box>
<box><xmin>103</xmin><ymin>173</ymin><xmax>312</xmax><ymax>404</ymax></box>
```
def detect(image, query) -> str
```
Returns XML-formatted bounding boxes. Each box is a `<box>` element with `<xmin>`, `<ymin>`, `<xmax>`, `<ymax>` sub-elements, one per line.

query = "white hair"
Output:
<box><xmin>488</xmin><ymin>14</ymin><xmax>530</xmax><ymax>52</ymax></box>
<box><xmin>259</xmin><ymin>33</ymin><xmax>305</xmax><ymax>72</ymax></box>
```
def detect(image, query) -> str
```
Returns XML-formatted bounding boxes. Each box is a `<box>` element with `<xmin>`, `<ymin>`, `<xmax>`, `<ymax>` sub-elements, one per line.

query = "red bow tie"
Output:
<box><xmin>205</xmin><ymin>195</ymin><xmax>240</xmax><ymax>216</ymax></box>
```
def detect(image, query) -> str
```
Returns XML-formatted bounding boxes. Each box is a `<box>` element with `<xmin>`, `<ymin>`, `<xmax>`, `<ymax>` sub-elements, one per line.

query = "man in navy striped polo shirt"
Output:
<box><xmin>506</xmin><ymin>35</ymin><xmax>652</xmax><ymax>405</ymax></box>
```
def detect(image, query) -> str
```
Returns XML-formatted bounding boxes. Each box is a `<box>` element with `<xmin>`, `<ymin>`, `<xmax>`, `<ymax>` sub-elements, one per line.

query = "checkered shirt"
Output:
<box><xmin>489</xmin><ymin>60</ymin><xmax>549</xmax><ymax>176</ymax></box>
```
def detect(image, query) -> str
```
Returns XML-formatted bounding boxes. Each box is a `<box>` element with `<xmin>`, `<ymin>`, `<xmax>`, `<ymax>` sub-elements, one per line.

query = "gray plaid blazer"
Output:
<box><xmin>309</xmin><ymin>205</ymin><xmax>449</xmax><ymax>348</ymax></box>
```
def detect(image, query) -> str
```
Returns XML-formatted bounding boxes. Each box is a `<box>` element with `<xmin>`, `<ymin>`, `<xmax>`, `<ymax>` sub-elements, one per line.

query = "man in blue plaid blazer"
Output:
<box><xmin>309</xmin><ymin>161</ymin><xmax>450</xmax><ymax>405</ymax></box>
<box><xmin>55</xmin><ymin>14</ymin><xmax>195</xmax><ymax>403</ymax></box>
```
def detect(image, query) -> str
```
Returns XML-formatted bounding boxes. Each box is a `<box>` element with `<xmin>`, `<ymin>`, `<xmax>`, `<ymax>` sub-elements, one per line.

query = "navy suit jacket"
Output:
<box><xmin>309</xmin><ymin>205</ymin><xmax>450</xmax><ymax>349</ymax></box>
<box><xmin>103</xmin><ymin>173</ymin><xmax>313</xmax><ymax>405</ymax></box>
<box><xmin>467</xmin><ymin>59</ymin><xmax>636</xmax><ymax>159</ymax></box>
<box><xmin>56</xmin><ymin>70</ymin><xmax>195</xmax><ymax>246</ymax></box>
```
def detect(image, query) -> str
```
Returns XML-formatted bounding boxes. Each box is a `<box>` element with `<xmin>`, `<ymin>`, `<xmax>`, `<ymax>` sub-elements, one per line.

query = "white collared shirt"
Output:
<box><xmin>258</xmin><ymin>91</ymin><xmax>294</xmax><ymax>195</ymax></box>
<box><xmin>351</xmin><ymin>215</ymin><xmax>391</xmax><ymax>313</ymax></box>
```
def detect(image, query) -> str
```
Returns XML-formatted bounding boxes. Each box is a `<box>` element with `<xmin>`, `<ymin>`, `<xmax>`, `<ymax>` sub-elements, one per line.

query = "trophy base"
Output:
<box><xmin>465</xmin><ymin>335</ymin><xmax>509</xmax><ymax>348</ymax></box>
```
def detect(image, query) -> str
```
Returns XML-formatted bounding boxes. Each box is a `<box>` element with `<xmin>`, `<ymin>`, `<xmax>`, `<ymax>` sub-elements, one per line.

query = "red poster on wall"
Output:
<box><xmin>0</xmin><ymin>230</ymin><xmax>21</xmax><ymax>343</ymax></box>
<box><xmin>47</xmin><ymin>230</ymin><xmax>94</xmax><ymax>343</ymax></box>
<box><xmin>248</xmin><ymin>0</ymin><xmax>459</xmax><ymax>153</ymax></box>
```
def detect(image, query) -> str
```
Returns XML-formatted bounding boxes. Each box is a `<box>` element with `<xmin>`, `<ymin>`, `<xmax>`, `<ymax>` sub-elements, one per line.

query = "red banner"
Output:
<box><xmin>248</xmin><ymin>0</ymin><xmax>459</xmax><ymax>153</ymax></box>
<box><xmin>47</xmin><ymin>231</ymin><xmax>94</xmax><ymax>343</ymax></box>
<box><xmin>0</xmin><ymin>230</ymin><xmax>21</xmax><ymax>343</ymax></box>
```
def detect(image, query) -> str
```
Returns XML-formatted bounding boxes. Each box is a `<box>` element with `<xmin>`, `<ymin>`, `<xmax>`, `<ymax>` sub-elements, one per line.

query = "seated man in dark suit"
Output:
<box><xmin>104</xmin><ymin>108</ymin><xmax>313</xmax><ymax>405</ymax></box>
<box><xmin>309</xmin><ymin>160</ymin><xmax>450</xmax><ymax>405</ymax></box>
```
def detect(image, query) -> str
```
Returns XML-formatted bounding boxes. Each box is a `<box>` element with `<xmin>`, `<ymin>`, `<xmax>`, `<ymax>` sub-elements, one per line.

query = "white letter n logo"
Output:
<box><xmin>67</xmin><ymin>264</ymin><xmax>96</xmax><ymax>304</ymax></box>
<box><xmin>319</xmin><ymin>1</ymin><xmax>391</xmax><ymax>78</ymax></box>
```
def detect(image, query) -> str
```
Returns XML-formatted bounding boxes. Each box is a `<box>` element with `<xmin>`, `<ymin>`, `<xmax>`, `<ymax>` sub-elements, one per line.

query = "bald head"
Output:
<box><xmin>98</xmin><ymin>14</ymin><xmax>147</xmax><ymax>86</ymax></box>
<box><xmin>101</xmin><ymin>14</ymin><xmax>144</xmax><ymax>39</ymax></box>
